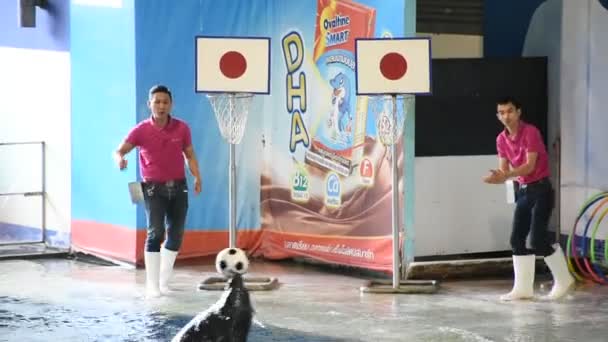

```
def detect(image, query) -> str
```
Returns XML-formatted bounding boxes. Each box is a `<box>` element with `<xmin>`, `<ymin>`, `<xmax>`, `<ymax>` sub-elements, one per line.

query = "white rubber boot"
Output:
<box><xmin>500</xmin><ymin>254</ymin><xmax>535</xmax><ymax>301</ymax></box>
<box><xmin>144</xmin><ymin>251</ymin><xmax>161</xmax><ymax>298</ymax></box>
<box><xmin>542</xmin><ymin>245</ymin><xmax>575</xmax><ymax>300</ymax></box>
<box><xmin>159</xmin><ymin>247</ymin><xmax>178</xmax><ymax>294</ymax></box>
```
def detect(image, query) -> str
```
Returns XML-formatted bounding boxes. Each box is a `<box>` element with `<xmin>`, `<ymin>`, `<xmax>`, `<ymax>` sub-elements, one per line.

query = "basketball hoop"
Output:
<box><xmin>371</xmin><ymin>94</ymin><xmax>413</xmax><ymax>146</ymax></box>
<box><xmin>194</xmin><ymin>36</ymin><xmax>274</xmax><ymax>291</ymax></box>
<box><xmin>361</xmin><ymin>95</ymin><xmax>438</xmax><ymax>294</ymax></box>
<box><xmin>355</xmin><ymin>37</ymin><xmax>438</xmax><ymax>294</ymax></box>
<box><xmin>203</xmin><ymin>91</ymin><xmax>279</xmax><ymax>291</ymax></box>
<box><xmin>206</xmin><ymin>92</ymin><xmax>254</xmax><ymax>250</ymax></box>
<box><xmin>207</xmin><ymin>93</ymin><xmax>253</xmax><ymax>145</ymax></box>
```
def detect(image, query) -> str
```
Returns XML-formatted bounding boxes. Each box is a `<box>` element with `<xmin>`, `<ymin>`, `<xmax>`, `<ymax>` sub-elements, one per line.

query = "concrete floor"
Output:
<box><xmin>1</xmin><ymin>256</ymin><xmax>607</xmax><ymax>342</ymax></box>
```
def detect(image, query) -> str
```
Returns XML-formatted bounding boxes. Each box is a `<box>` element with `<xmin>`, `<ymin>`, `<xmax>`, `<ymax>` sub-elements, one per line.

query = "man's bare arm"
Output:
<box><xmin>499</xmin><ymin>157</ymin><xmax>510</xmax><ymax>174</ymax></box>
<box><xmin>483</xmin><ymin>156</ymin><xmax>511</xmax><ymax>184</ymax></box>
<box><xmin>114</xmin><ymin>142</ymin><xmax>135</xmax><ymax>169</ymax></box>
<box><xmin>506</xmin><ymin>152</ymin><xmax>538</xmax><ymax>178</ymax></box>
<box><xmin>183</xmin><ymin>145</ymin><xmax>201</xmax><ymax>181</ymax></box>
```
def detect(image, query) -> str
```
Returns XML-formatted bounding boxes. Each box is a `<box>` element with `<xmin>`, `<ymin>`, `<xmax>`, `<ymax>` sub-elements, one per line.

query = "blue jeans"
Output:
<box><xmin>142</xmin><ymin>179</ymin><xmax>188</xmax><ymax>252</ymax></box>
<box><xmin>511</xmin><ymin>178</ymin><xmax>555</xmax><ymax>257</ymax></box>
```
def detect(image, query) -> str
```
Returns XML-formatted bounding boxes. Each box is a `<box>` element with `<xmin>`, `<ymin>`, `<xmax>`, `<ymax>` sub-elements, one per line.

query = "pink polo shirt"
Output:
<box><xmin>496</xmin><ymin>121</ymin><xmax>550</xmax><ymax>185</ymax></box>
<box><xmin>125</xmin><ymin>115</ymin><xmax>192</xmax><ymax>182</ymax></box>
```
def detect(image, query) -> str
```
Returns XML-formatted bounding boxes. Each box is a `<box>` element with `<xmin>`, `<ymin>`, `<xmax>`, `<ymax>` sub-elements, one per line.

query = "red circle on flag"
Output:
<box><xmin>379</xmin><ymin>52</ymin><xmax>407</xmax><ymax>80</ymax></box>
<box><xmin>219</xmin><ymin>51</ymin><xmax>247</xmax><ymax>79</ymax></box>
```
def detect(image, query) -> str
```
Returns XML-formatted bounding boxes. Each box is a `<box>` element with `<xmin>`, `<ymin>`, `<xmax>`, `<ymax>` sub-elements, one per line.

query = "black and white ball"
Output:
<box><xmin>215</xmin><ymin>247</ymin><xmax>249</xmax><ymax>277</ymax></box>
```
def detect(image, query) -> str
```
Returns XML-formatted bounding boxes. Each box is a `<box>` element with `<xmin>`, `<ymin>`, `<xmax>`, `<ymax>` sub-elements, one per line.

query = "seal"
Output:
<box><xmin>171</xmin><ymin>272</ymin><xmax>253</xmax><ymax>342</ymax></box>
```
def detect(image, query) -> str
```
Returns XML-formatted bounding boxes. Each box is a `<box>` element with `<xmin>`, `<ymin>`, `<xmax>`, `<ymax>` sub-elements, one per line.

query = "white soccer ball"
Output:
<box><xmin>215</xmin><ymin>247</ymin><xmax>249</xmax><ymax>277</ymax></box>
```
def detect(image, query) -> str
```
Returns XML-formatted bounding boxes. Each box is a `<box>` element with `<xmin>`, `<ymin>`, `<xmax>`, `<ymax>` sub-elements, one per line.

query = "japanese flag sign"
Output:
<box><xmin>195</xmin><ymin>36</ymin><xmax>271</xmax><ymax>94</ymax></box>
<box><xmin>355</xmin><ymin>37</ymin><xmax>432</xmax><ymax>95</ymax></box>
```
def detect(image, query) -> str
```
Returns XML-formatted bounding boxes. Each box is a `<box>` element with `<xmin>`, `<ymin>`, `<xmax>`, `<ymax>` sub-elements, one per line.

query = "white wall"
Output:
<box><xmin>414</xmin><ymin>156</ymin><xmax>514</xmax><ymax>256</ymax></box>
<box><xmin>413</xmin><ymin>0</ymin><xmax>608</xmax><ymax>259</ymax></box>
<box><xmin>560</xmin><ymin>0</ymin><xmax>608</xmax><ymax>244</ymax></box>
<box><xmin>0</xmin><ymin>47</ymin><xmax>71</xmax><ymax>247</ymax></box>
<box><xmin>0</xmin><ymin>143</ymin><xmax>43</xmax><ymax>228</ymax></box>
<box><xmin>521</xmin><ymin>0</ymin><xmax>563</xmax><ymax>234</ymax></box>
<box><xmin>412</xmin><ymin>32</ymin><xmax>512</xmax><ymax>258</ymax></box>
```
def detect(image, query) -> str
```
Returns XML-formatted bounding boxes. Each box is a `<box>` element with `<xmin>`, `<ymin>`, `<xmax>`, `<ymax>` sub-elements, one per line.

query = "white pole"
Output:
<box><xmin>229</xmin><ymin>142</ymin><xmax>237</xmax><ymax>248</ymax></box>
<box><xmin>228</xmin><ymin>94</ymin><xmax>237</xmax><ymax>248</ymax></box>
<box><xmin>391</xmin><ymin>94</ymin><xmax>400</xmax><ymax>289</ymax></box>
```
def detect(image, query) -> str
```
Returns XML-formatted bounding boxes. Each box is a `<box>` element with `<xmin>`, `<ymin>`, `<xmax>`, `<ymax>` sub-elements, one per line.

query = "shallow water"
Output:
<box><xmin>3</xmin><ymin>258</ymin><xmax>608</xmax><ymax>342</ymax></box>
<box><xmin>0</xmin><ymin>295</ymin><xmax>353</xmax><ymax>342</ymax></box>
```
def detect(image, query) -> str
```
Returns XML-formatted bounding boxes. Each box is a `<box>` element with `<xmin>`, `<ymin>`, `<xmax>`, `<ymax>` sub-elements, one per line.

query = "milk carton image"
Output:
<box><xmin>304</xmin><ymin>0</ymin><xmax>376</xmax><ymax>176</ymax></box>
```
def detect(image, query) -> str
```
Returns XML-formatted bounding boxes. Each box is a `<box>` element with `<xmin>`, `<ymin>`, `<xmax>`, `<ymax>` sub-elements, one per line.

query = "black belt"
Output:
<box><xmin>144</xmin><ymin>178</ymin><xmax>186</xmax><ymax>187</ymax></box>
<box><xmin>520</xmin><ymin>177</ymin><xmax>550</xmax><ymax>189</ymax></box>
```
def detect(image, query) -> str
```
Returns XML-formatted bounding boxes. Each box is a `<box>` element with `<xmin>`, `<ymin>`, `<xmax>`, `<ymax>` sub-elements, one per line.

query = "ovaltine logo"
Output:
<box><xmin>313</xmin><ymin>0</ymin><xmax>375</xmax><ymax>60</ymax></box>
<box><xmin>323</xmin><ymin>14</ymin><xmax>350</xmax><ymax>29</ymax></box>
<box><xmin>322</xmin><ymin>14</ymin><xmax>351</xmax><ymax>47</ymax></box>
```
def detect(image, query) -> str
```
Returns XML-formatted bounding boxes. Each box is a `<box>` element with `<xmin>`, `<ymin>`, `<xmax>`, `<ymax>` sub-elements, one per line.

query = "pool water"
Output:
<box><xmin>0</xmin><ymin>296</ymin><xmax>353</xmax><ymax>342</ymax></box>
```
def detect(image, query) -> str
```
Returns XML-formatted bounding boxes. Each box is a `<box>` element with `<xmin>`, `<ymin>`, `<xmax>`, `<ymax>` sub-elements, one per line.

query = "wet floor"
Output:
<box><xmin>1</xmin><ymin>257</ymin><xmax>607</xmax><ymax>341</ymax></box>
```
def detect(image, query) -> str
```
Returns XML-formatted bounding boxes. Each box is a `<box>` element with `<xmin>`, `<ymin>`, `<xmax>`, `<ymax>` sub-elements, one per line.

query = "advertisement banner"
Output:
<box><xmin>255</xmin><ymin>0</ymin><xmax>406</xmax><ymax>271</ymax></box>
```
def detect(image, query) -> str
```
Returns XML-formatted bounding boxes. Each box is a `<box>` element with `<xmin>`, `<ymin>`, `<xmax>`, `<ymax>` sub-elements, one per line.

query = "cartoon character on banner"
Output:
<box><xmin>327</xmin><ymin>72</ymin><xmax>352</xmax><ymax>144</ymax></box>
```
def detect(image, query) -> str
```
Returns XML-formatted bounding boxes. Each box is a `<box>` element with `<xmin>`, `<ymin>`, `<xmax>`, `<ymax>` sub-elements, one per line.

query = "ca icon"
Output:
<box><xmin>325</xmin><ymin>172</ymin><xmax>341</xmax><ymax>207</ymax></box>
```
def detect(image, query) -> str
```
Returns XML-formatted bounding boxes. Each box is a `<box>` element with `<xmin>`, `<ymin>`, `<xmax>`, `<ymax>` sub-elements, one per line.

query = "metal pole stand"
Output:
<box><xmin>359</xmin><ymin>94</ymin><xmax>438</xmax><ymax>294</ymax></box>
<box><xmin>198</xmin><ymin>93</ymin><xmax>279</xmax><ymax>291</ymax></box>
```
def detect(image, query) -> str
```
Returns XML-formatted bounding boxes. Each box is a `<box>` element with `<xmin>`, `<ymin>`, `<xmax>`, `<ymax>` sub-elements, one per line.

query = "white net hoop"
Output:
<box><xmin>371</xmin><ymin>94</ymin><xmax>414</xmax><ymax>146</ymax></box>
<box><xmin>207</xmin><ymin>93</ymin><xmax>254</xmax><ymax>145</ymax></box>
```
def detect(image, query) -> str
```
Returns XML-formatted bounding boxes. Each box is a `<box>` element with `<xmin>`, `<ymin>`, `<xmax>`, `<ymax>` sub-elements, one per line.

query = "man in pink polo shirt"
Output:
<box><xmin>483</xmin><ymin>96</ymin><xmax>573</xmax><ymax>301</ymax></box>
<box><xmin>114</xmin><ymin>85</ymin><xmax>202</xmax><ymax>298</ymax></box>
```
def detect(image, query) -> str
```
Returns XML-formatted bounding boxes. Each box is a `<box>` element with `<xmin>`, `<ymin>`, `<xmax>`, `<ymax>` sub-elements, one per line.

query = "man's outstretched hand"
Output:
<box><xmin>483</xmin><ymin>169</ymin><xmax>507</xmax><ymax>184</ymax></box>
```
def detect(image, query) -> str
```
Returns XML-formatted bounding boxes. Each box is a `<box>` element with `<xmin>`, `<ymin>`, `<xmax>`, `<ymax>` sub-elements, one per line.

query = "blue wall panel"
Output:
<box><xmin>71</xmin><ymin>2</ymin><xmax>138</xmax><ymax>229</ymax></box>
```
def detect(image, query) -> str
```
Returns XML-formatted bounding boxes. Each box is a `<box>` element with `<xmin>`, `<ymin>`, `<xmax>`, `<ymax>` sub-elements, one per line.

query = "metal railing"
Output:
<box><xmin>0</xmin><ymin>141</ymin><xmax>45</xmax><ymax>245</ymax></box>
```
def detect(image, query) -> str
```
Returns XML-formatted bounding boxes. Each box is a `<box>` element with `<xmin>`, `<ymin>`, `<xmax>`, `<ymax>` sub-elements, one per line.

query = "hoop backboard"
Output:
<box><xmin>195</xmin><ymin>36</ymin><xmax>271</xmax><ymax>94</ymax></box>
<box><xmin>355</xmin><ymin>37</ymin><xmax>432</xmax><ymax>95</ymax></box>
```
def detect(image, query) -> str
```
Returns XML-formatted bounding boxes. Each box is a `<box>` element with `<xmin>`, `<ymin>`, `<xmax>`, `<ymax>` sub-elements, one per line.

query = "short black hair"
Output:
<box><xmin>149</xmin><ymin>84</ymin><xmax>172</xmax><ymax>101</ymax></box>
<box><xmin>496</xmin><ymin>96</ymin><xmax>521</xmax><ymax>109</ymax></box>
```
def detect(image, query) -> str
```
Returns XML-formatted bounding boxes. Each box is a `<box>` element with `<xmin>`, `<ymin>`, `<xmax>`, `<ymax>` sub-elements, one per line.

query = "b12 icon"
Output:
<box><xmin>293</xmin><ymin>172</ymin><xmax>309</xmax><ymax>191</ymax></box>
<box><xmin>291</xmin><ymin>170</ymin><xmax>310</xmax><ymax>202</ymax></box>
